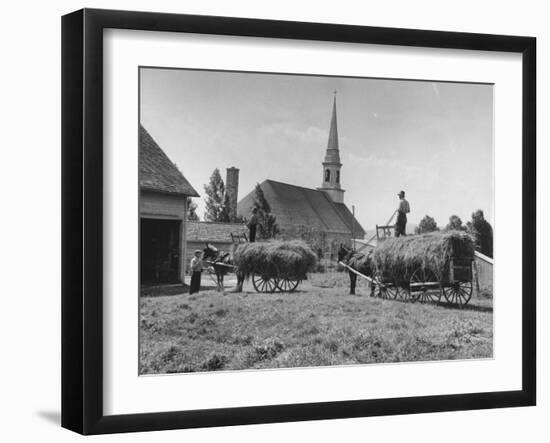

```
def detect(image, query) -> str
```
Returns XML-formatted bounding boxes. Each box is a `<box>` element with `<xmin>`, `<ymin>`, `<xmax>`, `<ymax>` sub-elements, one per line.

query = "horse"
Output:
<box><xmin>201</xmin><ymin>243</ymin><xmax>233</xmax><ymax>292</ymax></box>
<box><xmin>337</xmin><ymin>244</ymin><xmax>375</xmax><ymax>296</ymax></box>
<box><xmin>202</xmin><ymin>243</ymin><xmax>245</xmax><ymax>293</ymax></box>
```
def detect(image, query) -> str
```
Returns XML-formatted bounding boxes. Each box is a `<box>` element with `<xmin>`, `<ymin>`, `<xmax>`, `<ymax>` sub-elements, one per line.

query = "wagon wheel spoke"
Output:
<box><xmin>410</xmin><ymin>268</ymin><xmax>440</xmax><ymax>303</ymax></box>
<box><xmin>270</xmin><ymin>278</ymin><xmax>279</xmax><ymax>293</ymax></box>
<box><xmin>409</xmin><ymin>268</ymin><xmax>425</xmax><ymax>302</ymax></box>
<box><xmin>252</xmin><ymin>274</ymin><xmax>261</xmax><ymax>292</ymax></box>
<box><xmin>457</xmin><ymin>281</ymin><xmax>473</xmax><ymax>306</ymax></box>
<box><xmin>287</xmin><ymin>280</ymin><xmax>294</xmax><ymax>292</ymax></box>
<box><xmin>385</xmin><ymin>280</ymin><xmax>399</xmax><ymax>300</ymax></box>
<box><xmin>398</xmin><ymin>287</ymin><xmax>408</xmax><ymax>301</ymax></box>
<box><xmin>374</xmin><ymin>273</ymin><xmax>388</xmax><ymax>299</ymax></box>
<box><xmin>443</xmin><ymin>280</ymin><xmax>472</xmax><ymax>307</ymax></box>
<box><xmin>253</xmin><ymin>274</ymin><xmax>272</xmax><ymax>293</ymax></box>
<box><xmin>277</xmin><ymin>278</ymin><xmax>300</xmax><ymax>293</ymax></box>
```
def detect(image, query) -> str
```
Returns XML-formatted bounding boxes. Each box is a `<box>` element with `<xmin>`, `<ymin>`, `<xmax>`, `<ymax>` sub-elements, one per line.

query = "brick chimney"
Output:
<box><xmin>225</xmin><ymin>167</ymin><xmax>239</xmax><ymax>221</ymax></box>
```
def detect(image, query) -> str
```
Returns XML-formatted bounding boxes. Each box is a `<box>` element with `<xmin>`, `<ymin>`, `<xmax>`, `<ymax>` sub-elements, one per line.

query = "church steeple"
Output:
<box><xmin>325</xmin><ymin>94</ymin><xmax>341</xmax><ymax>163</ymax></box>
<box><xmin>319</xmin><ymin>92</ymin><xmax>345</xmax><ymax>203</ymax></box>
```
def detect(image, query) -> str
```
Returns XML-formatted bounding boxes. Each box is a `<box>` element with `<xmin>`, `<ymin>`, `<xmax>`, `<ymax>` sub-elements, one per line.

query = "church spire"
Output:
<box><xmin>319</xmin><ymin>92</ymin><xmax>345</xmax><ymax>204</ymax></box>
<box><xmin>324</xmin><ymin>93</ymin><xmax>341</xmax><ymax>164</ymax></box>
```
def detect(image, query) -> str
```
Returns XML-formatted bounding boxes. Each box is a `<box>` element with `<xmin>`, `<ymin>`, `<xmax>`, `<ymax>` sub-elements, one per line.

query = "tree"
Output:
<box><xmin>415</xmin><ymin>215</ymin><xmax>439</xmax><ymax>234</ymax></box>
<box><xmin>217</xmin><ymin>193</ymin><xmax>232</xmax><ymax>223</ymax></box>
<box><xmin>203</xmin><ymin>168</ymin><xmax>226</xmax><ymax>222</ymax></box>
<box><xmin>466</xmin><ymin>209</ymin><xmax>493</xmax><ymax>258</ymax></box>
<box><xmin>187</xmin><ymin>198</ymin><xmax>199</xmax><ymax>221</ymax></box>
<box><xmin>252</xmin><ymin>183</ymin><xmax>279</xmax><ymax>239</ymax></box>
<box><xmin>445</xmin><ymin>215</ymin><xmax>465</xmax><ymax>231</ymax></box>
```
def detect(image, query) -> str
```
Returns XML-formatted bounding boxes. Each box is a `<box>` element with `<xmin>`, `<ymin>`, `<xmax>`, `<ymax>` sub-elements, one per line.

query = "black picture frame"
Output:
<box><xmin>61</xmin><ymin>8</ymin><xmax>536</xmax><ymax>435</ymax></box>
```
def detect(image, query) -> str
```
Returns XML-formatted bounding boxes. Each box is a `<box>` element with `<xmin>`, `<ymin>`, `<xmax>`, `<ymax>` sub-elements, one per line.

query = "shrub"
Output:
<box><xmin>253</xmin><ymin>337</ymin><xmax>285</xmax><ymax>361</ymax></box>
<box><xmin>201</xmin><ymin>353</ymin><xmax>228</xmax><ymax>371</ymax></box>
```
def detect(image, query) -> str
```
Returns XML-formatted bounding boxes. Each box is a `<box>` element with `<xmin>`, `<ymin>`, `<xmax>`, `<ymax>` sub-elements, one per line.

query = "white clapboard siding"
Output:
<box><xmin>474</xmin><ymin>251</ymin><xmax>493</xmax><ymax>293</ymax></box>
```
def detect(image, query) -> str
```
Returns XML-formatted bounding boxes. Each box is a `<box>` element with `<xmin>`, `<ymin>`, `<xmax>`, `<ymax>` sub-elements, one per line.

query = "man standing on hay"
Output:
<box><xmin>394</xmin><ymin>190</ymin><xmax>410</xmax><ymax>237</ymax></box>
<box><xmin>247</xmin><ymin>207</ymin><xmax>258</xmax><ymax>242</ymax></box>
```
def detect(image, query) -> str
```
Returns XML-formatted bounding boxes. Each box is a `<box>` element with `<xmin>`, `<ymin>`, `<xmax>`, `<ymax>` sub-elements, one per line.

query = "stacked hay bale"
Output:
<box><xmin>373</xmin><ymin>231</ymin><xmax>475</xmax><ymax>281</ymax></box>
<box><xmin>233</xmin><ymin>240</ymin><xmax>317</xmax><ymax>279</ymax></box>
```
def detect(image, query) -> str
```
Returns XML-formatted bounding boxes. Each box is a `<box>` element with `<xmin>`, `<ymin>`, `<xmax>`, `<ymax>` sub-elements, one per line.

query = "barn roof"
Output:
<box><xmin>139</xmin><ymin>125</ymin><xmax>199</xmax><ymax>197</ymax></box>
<box><xmin>237</xmin><ymin>180</ymin><xmax>366</xmax><ymax>238</ymax></box>
<box><xmin>187</xmin><ymin>221</ymin><xmax>248</xmax><ymax>243</ymax></box>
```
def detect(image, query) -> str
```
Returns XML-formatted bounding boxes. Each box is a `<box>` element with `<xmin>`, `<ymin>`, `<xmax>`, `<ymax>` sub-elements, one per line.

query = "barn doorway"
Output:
<box><xmin>140</xmin><ymin>218</ymin><xmax>181</xmax><ymax>284</ymax></box>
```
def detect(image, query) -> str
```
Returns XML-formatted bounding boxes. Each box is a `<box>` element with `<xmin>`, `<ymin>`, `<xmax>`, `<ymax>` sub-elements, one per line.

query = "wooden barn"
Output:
<box><xmin>185</xmin><ymin>221</ymin><xmax>248</xmax><ymax>272</ymax></box>
<box><xmin>139</xmin><ymin>125</ymin><xmax>199</xmax><ymax>284</ymax></box>
<box><xmin>474</xmin><ymin>251</ymin><xmax>493</xmax><ymax>293</ymax></box>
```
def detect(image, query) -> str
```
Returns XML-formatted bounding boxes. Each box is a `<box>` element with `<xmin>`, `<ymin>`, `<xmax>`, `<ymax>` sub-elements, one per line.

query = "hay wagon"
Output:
<box><xmin>343</xmin><ymin>230</ymin><xmax>475</xmax><ymax>307</ymax></box>
<box><xmin>233</xmin><ymin>240</ymin><xmax>317</xmax><ymax>294</ymax></box>
<box><xmin>372</xmin><ymin>256</ymin><xmax>474</xmax><ymax>306</ymax></box>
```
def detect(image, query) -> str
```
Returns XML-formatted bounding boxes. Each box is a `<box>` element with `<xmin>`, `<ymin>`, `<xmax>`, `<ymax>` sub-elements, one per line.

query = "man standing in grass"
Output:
<box><xmin>189</xmin><ymin>250</ymin><xmax>203</xmax><ymax>294</ymax></box>
<box><xmin>395</xmin><ymin>190</ymin><xmax>410</xmax><ymax>237</ymax></box>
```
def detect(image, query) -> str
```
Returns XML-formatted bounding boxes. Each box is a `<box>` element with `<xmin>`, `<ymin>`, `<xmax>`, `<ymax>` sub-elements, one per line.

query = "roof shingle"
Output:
<box><xmin>139</xmin><ymin>125</ymin><xmax>199</xmax><ymax>197</ymax></box>
<box><xmin>237</xmin><ymin>180</ymin><xmax>365</xmax><ymax>238</ymax></box>
<box><xmin>187</xmin><ymin>221</ymin><xmax>248</xmax><ymax>242</ymax></box>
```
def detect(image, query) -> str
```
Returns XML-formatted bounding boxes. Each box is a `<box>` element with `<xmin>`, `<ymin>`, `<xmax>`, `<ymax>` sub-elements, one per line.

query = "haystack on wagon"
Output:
<box><xmin>340</xmin><ymin>231</ymin><xmax>476</xmax><ymax>307</ymax></box>
<box><xmin>371</xmin><ymin>231</ymin><xmax>475</xmax><ymax>306</ymax></box>
<box><xmin>233</xmin><ymin>240</ymin><xmax>317</xmax><ymax>293</ymax></box>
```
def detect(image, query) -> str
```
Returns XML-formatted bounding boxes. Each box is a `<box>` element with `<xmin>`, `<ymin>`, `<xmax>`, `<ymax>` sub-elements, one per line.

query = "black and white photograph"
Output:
<box><xmin>0</xmin><ymin>0</ymin><xmax>545</xmax><ymax>440</ymax></box>
<box><xmin>139</xmin><ymin>68</ymin><xmax>494</xmax><ymax>374</ymax></box>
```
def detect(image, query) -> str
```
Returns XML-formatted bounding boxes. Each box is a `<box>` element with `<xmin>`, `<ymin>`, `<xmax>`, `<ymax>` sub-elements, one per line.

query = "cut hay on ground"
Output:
<box><xmin>373</xmin><ymin>231</ymin><xmax>475</xmax><ymax>281</ymax></box>
<box><xmin>234</xmin><ymin>240</ymin><xmax>317</xmax><ymax>279</ymax></box>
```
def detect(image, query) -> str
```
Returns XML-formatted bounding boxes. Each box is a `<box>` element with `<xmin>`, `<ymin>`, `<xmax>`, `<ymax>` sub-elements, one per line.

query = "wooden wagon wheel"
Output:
<box><xmin>409</xmin><ymin>268</ymin><xmax>442</xmax><ymax>303</ymax></box>
<box><xmin>442</xmin><ymin>280</ymin><xmax>473</xmax><ymax>307</ymax></box>
<box><xmin>395</xmin><ymin>280</ymin><xmax>410</xmax><ymax>301</ymax></box>
<box><xmin>276</xmin><ymin>278</ymin><xmax>300</xmax><ymax>293</ymax></box>
<box><xmin>386</xmin><ymin>281</ymin><xmax>402</xmax><ymax>300</ymax></box>
<box><xmin>375</xmin><ymin>275</ymin><xmax>400</xmax><ymax>300</ymax></box>
<box><xmin>252</xmin><ymin>274</ymin><xmax>279</xmax><ymax>293</ymax></box>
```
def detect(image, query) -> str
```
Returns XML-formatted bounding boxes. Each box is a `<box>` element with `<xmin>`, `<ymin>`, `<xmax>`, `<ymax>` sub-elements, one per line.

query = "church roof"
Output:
<box><xmin>237</xmin><ymin>180</ymin><xmax>366</xmax><ymax>238</ymax></box>
<box><xmin>332</xmin><ymin>202</ymin><xmax>366</xmax><ymax>238</ymax></box>
<box><xmin>139</xmin><ymin>125</ymin><xmax>199</xmax><ymax>197</ymax></box>
<box><xmin>324</xmin><ymin>96</ymin><xmax>341</xmax><ymax>165</ymax></box>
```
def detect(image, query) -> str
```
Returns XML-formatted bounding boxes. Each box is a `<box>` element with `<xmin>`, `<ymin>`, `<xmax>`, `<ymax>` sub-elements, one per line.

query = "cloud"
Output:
<box><xmin>257</xmin><ymin>121</ymin><xmax>326</xmax><ymax>145</ymax></box>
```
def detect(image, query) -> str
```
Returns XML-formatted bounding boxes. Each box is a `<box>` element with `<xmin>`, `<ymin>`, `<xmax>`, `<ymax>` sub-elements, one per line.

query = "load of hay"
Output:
<box><xmin>233</xmin><ymin>240</ymin><xmax>317</xmax><ymax>279</ymax></box>
<box><xmin>373</xmin><ymin>231</ymin><xmax>475</xmax><ymax>281</ymax></box>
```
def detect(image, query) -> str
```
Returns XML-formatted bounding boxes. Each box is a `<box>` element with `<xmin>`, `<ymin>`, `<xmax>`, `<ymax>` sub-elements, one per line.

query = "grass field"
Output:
<box><xmin>139</xmin><ymin>272</ymin><xmax>493</xmax><ymax>374</ymax></box>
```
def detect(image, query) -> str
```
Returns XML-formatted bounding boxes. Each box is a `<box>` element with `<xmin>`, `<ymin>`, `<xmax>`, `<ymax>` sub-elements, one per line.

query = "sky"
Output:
<box><xmin>140</xmin><ymin>68</ymin><xmax>494</xmax><ymax>232</ymax></box>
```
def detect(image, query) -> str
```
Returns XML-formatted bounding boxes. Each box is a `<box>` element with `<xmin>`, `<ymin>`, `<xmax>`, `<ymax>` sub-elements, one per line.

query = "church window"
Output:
<box><xmin>336</xmin><ymin>170</ymin><xmax>340</xmax><ymax>184</ymax></box>
<box><xmin>325</xmin><ymin>169</ymin><xmax>330</xmax><ymax>182</ymax></box>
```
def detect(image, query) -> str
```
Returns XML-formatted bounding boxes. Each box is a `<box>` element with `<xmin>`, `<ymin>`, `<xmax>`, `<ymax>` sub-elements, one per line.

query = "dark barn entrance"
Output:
<box><xmin>140</xmin><ymin>218</ymin><xmax>181</xmax><ymax>284</ymax></box>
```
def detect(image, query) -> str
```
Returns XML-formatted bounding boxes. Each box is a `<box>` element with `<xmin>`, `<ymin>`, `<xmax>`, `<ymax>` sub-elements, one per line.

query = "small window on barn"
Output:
<box><xmin>325</xmin><ymin>169</ymin><xmax>330</xmax><ymax>182</ymax></box>
<box><xmin>336</xmin><ymin>170</ymin><xmax>340</xmax><ymax>184</ymax></box>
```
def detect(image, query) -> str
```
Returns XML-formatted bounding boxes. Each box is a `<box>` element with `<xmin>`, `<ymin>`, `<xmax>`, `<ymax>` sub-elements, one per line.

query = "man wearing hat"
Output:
<box><xmin>395</xmin><ymin>190</ymin><xmax>410</xmax><ymax>237</ymax></box>
<box><xmin>247</xmin><ymin>207</ymin><xmax>259</xmax><ymax>243</ymax></box>
<box><xmin>189</xmin><ymin>249</ymin><xmax>203</xmax><ymax>294</ymax></box>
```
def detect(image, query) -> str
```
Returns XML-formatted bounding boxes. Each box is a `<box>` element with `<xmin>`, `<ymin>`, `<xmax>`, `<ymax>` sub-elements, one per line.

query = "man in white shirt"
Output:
<box><xmin>247</xmin><ymin>207</ymin><xmax>258</xmax><ymax>242</ymax></box>
<box><xmin>395</xmin><ymin>190</ymin><xmax>410</xmax><ymax>237</ymax></box>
